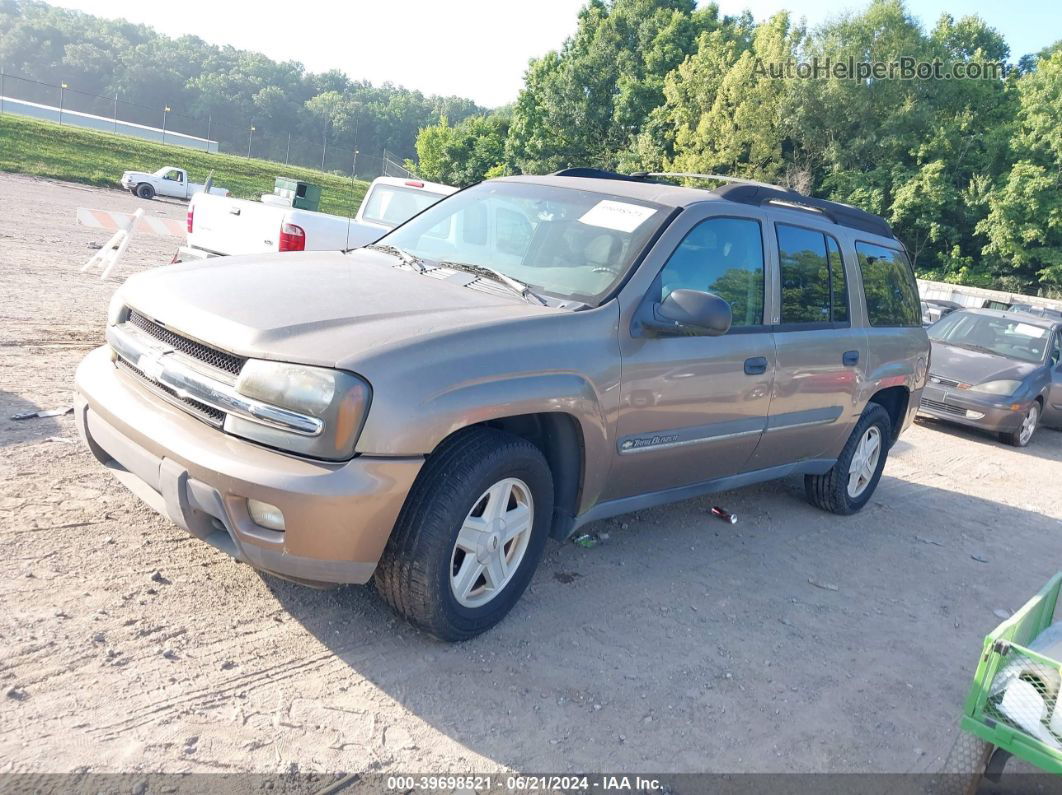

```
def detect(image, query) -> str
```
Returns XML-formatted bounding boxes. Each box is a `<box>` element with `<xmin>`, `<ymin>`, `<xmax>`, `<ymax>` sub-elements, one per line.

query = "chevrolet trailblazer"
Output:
<box><xmin>75</xmin><ymin>170</ymin><xmax>929</xmax><ymax>640</ymax></box>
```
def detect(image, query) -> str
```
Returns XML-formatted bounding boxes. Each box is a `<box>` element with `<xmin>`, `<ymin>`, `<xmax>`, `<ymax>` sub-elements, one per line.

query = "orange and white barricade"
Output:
<box><xmin>77</xmin><ymin>207</ymin><xmax>185</xmax><ymax>279</ymax></box>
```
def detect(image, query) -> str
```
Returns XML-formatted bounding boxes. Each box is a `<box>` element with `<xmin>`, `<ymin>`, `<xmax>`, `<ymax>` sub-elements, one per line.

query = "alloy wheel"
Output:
<box><xmin>449</xmin><ymin>477</ymin><xmax>534</xmax><ymax>608</ymax></box>
<box><xmin>847</xmin><ymin>425</ymin><xmax>882</xmax><ymax>499</ymax></box>
<box><xmin>1019</xmin><ymin>404</ymin><xmax>1039</xmax><ymax>446</ymax></box>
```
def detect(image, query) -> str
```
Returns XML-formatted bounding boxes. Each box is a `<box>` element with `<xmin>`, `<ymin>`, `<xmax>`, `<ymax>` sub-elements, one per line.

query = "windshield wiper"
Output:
<box><xmin>438</xmin><ymin>261</ymin><xmax>548</xmax><ymax>306</ymax></box>
<box><xmin>362</xmin><ymin>243</ymin><xmax>427</xmax><ymax>273</ymax></box>
<box><xmin>948</xmin><ymin>341</ymin><xmax>1000</xmax><ymax>356</ymax></box>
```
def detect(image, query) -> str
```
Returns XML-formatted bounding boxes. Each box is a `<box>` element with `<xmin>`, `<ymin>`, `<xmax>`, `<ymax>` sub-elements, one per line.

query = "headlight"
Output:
<box><xmin>968</xmin><ymin>379</ymin><xmax>1022</xmax><ymax>396</ymax></box>
<box><xmin>227</xmin><ymin>360</ymin><xmax>371</xmax><ymax>460</ymax></box>
<box><xmin>107</xmin><ymin>293</ymin><xmax>127</xmax><ymax>326</ymax></box>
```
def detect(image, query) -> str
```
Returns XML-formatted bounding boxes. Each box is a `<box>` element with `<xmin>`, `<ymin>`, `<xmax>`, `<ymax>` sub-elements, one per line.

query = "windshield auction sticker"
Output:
<box><xmin>579</xmin><ymin>200</ymin><xmax>657</xmax><ymax>233</ymax></box>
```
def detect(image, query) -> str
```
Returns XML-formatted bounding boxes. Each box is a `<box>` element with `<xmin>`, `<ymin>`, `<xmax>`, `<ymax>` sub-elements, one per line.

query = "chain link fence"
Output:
<box><xmin>0</xmin><ymin>71</ymin><xmax>414</xmax><ymax>179</ymax></box>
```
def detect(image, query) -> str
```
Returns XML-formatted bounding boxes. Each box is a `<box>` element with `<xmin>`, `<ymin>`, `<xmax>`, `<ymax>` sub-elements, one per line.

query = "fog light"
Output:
<box><xmin>247</xmin><ymin>499</ymin><xmax>285</xmax><ymax>531</ymax></box>
<box><xmin>965</xmin><ymin>409</ymin><xmax>985</xmax><ymax>420</ymax></box>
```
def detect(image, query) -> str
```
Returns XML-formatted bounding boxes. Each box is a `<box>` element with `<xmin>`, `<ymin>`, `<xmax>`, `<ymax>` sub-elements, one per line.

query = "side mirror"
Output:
<box><xmin>651</xmin><ymin>289</ymin><xmax>732</xmax><ymax>336</ymax></box>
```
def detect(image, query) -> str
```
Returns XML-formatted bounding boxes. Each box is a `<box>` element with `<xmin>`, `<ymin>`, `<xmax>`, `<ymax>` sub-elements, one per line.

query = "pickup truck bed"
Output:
<box><xmin>181</xmin><ymin>177</ymin><xmax>455</xmax><ymax>259</ymax></box>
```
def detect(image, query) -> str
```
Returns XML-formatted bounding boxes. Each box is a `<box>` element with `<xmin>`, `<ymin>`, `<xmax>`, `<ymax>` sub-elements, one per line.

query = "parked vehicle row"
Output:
<box><xmin>75</xmin><ymin>169</ymin><xmax>929</xmax><ymax>640</ymax></box>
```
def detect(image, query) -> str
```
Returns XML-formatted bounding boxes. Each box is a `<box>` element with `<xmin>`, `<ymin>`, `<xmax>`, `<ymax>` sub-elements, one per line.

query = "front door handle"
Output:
<box><xmin>744</xmin><ymin>356</ymin><xmax>768</xmax><ymax>375</ymax></box>
<box><xmin>842</xmin><ymin>350</ymin><xmax>860</xmax><ymax>366</ymax></box>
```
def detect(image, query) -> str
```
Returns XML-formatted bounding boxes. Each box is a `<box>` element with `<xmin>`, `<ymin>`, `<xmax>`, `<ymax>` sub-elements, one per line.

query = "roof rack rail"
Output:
<box><xmin>551</xmin><ymin>167</ymin><xmax>653</xmax><ymax>181</ymax></box>
<box><xmin>633</xmin><ymin>172</ymin><xmax>785</xmax><ymax>191</ymax></box>
<box><xmin>550</xmin><ymin>167</ymin><xmax>896</xmax><ymax>239</ymax></box>
<box><xmin>714</xmin><ymin>183</ymin><xmax>894</xmax><ymax>238</ymax></box>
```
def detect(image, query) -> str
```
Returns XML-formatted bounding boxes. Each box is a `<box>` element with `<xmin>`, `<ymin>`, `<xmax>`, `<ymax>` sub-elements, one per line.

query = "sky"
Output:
<box><xmin>54</xmin><ymin>0</ymin><xmax>1062</xmax><ymax>108</ymax></box>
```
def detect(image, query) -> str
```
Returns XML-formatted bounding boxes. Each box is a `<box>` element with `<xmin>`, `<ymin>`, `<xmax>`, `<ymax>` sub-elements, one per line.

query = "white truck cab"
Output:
<box><xmin>120</xmin><ymin>167</ymin><xmax>230</xmax><ymax>201</ymax></box>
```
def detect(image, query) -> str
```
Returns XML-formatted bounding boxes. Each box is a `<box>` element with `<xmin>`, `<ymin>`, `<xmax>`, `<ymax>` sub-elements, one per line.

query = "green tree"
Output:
<box><xmin>411</xmin><ymin>114</ymin><xmax>509</xmax><ymax>186</ymax></box>
<box><xmin>979</xmin><ymin>52</ymin><xmax>1062</xmax><ymax>294</ymax></box>
<box><xmin>506</xmin><ymin>0</ymin><xmax>711</xmax><ymax>173</ymax></box>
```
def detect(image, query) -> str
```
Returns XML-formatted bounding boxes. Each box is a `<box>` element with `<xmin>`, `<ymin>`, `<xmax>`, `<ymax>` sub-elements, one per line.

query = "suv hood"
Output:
<box><xmin>930</xmin><ymin>340</ymin><xmax>1040</xmax><ymax>385</ymax></box>
<box><xmin>118</xmin><ymin>249</ymin><xmax>551</xmax><ymax>368</ymax></box>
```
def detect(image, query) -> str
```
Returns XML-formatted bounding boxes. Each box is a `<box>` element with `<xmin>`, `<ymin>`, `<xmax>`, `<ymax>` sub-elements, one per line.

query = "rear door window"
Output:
<box><xmin>855</xmin><ymin>242</ymin><xmax>921</xmax><ymax>327</ymax></box>
<box><xmin>827</xmin><ymin>236</ymin><xmax>849</xmax><ymax>323</ymax></box>
<box><xmin>775</xmin><ymin>224</ymin><xmax>850</xmax><ymax>327</ymax></box>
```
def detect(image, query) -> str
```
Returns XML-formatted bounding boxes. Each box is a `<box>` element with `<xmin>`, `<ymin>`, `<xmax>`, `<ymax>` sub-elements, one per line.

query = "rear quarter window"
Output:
<box><xmin>855</xmin><ymin>242</ymin><xmax>921</xmax><ymax>327</ymax></box>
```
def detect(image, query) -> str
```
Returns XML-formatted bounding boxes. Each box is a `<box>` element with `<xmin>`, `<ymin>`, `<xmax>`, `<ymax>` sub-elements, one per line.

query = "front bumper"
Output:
<box><xmin>75</xmin><ymin>345</ymin><xmax>423</xmax><ymax>585</ymax></box>
<box><xmin>916</xmin><ymin>383</ymin><xmax>1027</xmax><ymax>434</ymax></box>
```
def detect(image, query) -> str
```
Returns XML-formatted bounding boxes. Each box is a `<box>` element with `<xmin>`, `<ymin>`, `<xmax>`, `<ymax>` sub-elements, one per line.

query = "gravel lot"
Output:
<box><xmin>2</xmin><ymin>172</ymin><xmax>1061</xmax><ymax>777</ymax></box>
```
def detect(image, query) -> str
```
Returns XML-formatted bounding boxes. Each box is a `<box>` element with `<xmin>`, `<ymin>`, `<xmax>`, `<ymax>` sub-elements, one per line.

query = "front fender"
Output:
<box><xmin>357</xmin><ymin>371</ymin><xmax>615</xmax><ymax>511</ymax></box>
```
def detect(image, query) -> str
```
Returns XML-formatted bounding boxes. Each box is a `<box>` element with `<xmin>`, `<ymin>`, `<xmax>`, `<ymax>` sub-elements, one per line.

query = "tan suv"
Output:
<box><xmin>75</xmin><ymin>170</ymin><xmax>929</xmax><ymax>640</ymax></box>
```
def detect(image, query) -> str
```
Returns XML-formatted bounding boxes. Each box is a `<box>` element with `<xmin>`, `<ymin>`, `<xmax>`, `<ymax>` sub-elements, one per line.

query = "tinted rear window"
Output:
<box><xmin>855</xmin><ymin>242</ymin><xmax>920</xmax><ymax>327</ymax></box>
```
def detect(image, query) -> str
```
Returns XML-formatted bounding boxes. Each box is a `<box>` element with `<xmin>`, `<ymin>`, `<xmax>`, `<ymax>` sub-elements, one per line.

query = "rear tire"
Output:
<box><xmin>1001</xmin><ymin>401</ymin><xmax>1039</xmax><ymax>447</ymax></box>
<box><xmin>805</xmin><ymin>403</ymin><xmax>892</xmax><ymax>515</ymax></box>
<box><xmin>135</xmin><ymin>183</ymin><xmax>155</xmax><ymax>200</ymax></box>
<box><xmin>373</xmin><ymin>427</ymin><xmax>553</xmax><ymax>641</ymax></box>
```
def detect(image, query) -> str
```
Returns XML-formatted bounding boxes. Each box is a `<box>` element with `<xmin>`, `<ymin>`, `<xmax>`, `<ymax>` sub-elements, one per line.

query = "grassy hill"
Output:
<box><xmin>0</xmin><ymin>113</ymin><xmax>369</xmax><ymax>216</ymax></box>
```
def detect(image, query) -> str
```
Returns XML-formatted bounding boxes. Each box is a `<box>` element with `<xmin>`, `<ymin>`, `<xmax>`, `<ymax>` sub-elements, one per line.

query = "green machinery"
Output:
<box><xmin>273</xmin><ymin>177</ymin><xmax>321</xmax><ymax>212</ymax></box>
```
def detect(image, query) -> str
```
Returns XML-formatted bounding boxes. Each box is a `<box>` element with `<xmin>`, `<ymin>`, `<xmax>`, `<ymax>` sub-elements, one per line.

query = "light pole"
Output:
<box><xmin>162</xmin><ymin>106</ymin><xmax>170</xmax><ymax>144</ymax></box>
<box><xmin>247</xmin><ymin>126</ymin><xmax>255</xmax><ymax>158</ymax></box>
<box><xmin>113</xmin><ymin>93</ymin><xmax>118</xmax><ymax>133</ymax></box>
<box><xmin>58</xmin><ymin>82</ymin><xmax>68</xmax><ymax>125</ymax></box>
<box><xmin>352</xmin><ymin>149</ymin><xmax>359</xmax><ymax>179</ymax></box>
<box><xmin>285</xmin><ymin>131</ymin><xmax>291</xmax><ymax>165</ymax></box>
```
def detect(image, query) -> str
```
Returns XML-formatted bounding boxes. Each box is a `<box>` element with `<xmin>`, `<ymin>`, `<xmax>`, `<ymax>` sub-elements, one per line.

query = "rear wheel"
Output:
<box><xmin>373</xmin><ymin>427</ymin><xmax>553</xmax><ymax>641</ymax></box>
<box><xmin>1001</xmin><ymin>402</ymin><xmax>1039</xmax><ymax>447</ymax></box>
<box><xmin>135</xmin><ymin>183</ymin><xmax>155</xmax><ymax>200</ymax></box>
<box><xmin>805</xmin><ymin>403</ymin><xmax>892</xmax><ymax>515</ymax></box>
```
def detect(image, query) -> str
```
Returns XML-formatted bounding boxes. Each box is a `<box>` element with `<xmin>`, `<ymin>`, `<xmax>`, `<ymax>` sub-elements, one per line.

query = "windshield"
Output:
<box><xmin>375</xmin><ymin>181</ymin><xmax>668</xmax><ymax>305</ymax></box>
<box><xmin>362</xmin><ymin>185</ymin><xmax>447</xmax><ymax>228</ymax></box>
<box><xmin>928</xmin><ymin>311</ymin><xmax>1051</xmax><ymax>365</ymax></box>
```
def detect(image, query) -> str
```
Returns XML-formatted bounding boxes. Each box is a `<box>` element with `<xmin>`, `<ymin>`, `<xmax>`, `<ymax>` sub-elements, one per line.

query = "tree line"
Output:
<box><xmin>0</xmin><ymin>0</ymin><xmax>484</xmax><ymax>174</ymax></box>
<box><xmin>411</xmin><ymin>0</ymin><xmax>1062</xmax><ymax>296</ymax></box>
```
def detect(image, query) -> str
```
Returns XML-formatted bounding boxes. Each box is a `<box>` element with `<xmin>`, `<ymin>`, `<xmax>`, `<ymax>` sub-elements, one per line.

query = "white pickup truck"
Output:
<box><xmin>120</xmin><ymin>167</ymin><xmax>230</xmax><ymax>201</ymax></box>
<box><xmin>179</xmin><ymin>176</ymin><xmax>456</xmax><ymax>259</ymax></box>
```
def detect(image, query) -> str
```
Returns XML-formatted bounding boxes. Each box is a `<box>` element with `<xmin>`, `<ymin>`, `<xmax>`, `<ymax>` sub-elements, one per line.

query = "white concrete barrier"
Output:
<box><xmin>1</xmin><ymin>96</ymin><xmax>218</xmax><ymax>152</ymax></box>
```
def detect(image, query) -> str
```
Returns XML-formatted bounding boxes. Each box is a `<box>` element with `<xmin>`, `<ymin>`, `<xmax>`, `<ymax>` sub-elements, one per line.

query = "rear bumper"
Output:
<box><xmin>75</xmin><ymin>346</ymin><xmax>422</xmax><ymax>585</ymax></box>
<box><xmin>916</xmin><ymin>384</ymin><xmax>1027</xmax><ymax>434</ymax></box>
<box><xmin>175</xmin><ymin>245</ymin><xmax>219</xmax><ymax>263</ymax></box>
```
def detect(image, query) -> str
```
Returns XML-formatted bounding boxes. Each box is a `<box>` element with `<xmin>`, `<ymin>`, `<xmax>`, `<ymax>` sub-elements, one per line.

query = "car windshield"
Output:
<box><xmin>374</xmin><ymin>181</ymin><xmax>668</xmax><ymax>305</ymax></box>
<box><xmin>928</xmin><ymin>311</ymin><xmax>1051</xmax><ymax>364</ymax></box>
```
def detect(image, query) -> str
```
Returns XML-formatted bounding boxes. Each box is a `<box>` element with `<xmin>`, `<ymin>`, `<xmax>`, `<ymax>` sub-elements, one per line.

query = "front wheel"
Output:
<box><xmin>1001</xmin><ymin>402</ymin><xmax>1039</xmax><ymax>447</ymax></box>
<box><xmin>135</xmin><ymin>183</ymin><xmax>155</xmax><ymax>200</ymax></box>
<box><xmin>805</xmin><ymin>403</ymin><xmax>892</xmax><ymax>515</ymax></box>
<box><xmin>373</xmin><ymin>428</ymin><xmax>554</xmax><ymax>641</ymax></box>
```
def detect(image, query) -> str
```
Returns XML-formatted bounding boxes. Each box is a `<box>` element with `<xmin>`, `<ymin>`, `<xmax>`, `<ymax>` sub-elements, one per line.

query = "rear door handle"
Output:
<box><xmin>744</xmin><ymin>356</ymin><xmax>768</xmax><ymax>375</ymax></box>
<box><xmin>842</xmin><ymin>350</ymin><xmax>859</xmax><ymax>366</ymax></box>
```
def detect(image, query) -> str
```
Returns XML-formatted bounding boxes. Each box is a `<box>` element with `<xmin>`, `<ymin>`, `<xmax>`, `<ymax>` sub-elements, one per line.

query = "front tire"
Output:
<box><xmin>805</xmin><ymin>403</ymin><xmax>892</xmax><ymax>515</ymax></box>
<box><xmin>1001</xmin><ymin>402</ymin><xmax>1039</xmax><ymax>447</ymax></box>
<box><xmin>135</xmin><ymin>183</ymin><xmax>155</xmax><ymax>200</ymax></box>
<box><xmin>374</xmin><ymin>428</ymin><xmax>554</xmax><ymax>641</ymax></box>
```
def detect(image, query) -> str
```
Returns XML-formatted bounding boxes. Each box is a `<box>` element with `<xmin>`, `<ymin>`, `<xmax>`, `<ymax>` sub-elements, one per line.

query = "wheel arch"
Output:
<box><xmin>431</xmin><ymin>412</ymin><xmax>586</xmax><ymax>540</ymax></box>
<box><xmin>868</xmin><ymin>385</ymin><xmax>910</xmax><ymax>444</ymax></box>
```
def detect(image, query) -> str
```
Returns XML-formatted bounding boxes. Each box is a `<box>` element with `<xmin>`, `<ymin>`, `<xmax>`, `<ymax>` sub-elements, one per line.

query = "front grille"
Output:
<box><xmin>117</xmin><ymin>358</ymin><xmax>224</xmax><ymax>426</ymax></box>
<box><xmin>929</xmin><ymin>374</ymin><xmax>961</xmax><ymax>388</ymax></box>
<box><xmin>920</xmin><ymin>397</ymin><xmax>966</xmax><ymax>417</ymax></box>
<box><xmin>128</xmin><ymin>310</ymin><xmax>244</xmax><ymax>376</ymax></box>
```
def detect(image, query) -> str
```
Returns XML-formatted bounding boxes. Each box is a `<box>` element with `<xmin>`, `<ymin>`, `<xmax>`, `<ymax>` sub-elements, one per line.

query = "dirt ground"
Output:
<box><xmin>2</xmin><ymin>172</ymin><xmax>1062</xmax><ymax>778</ymax></box>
